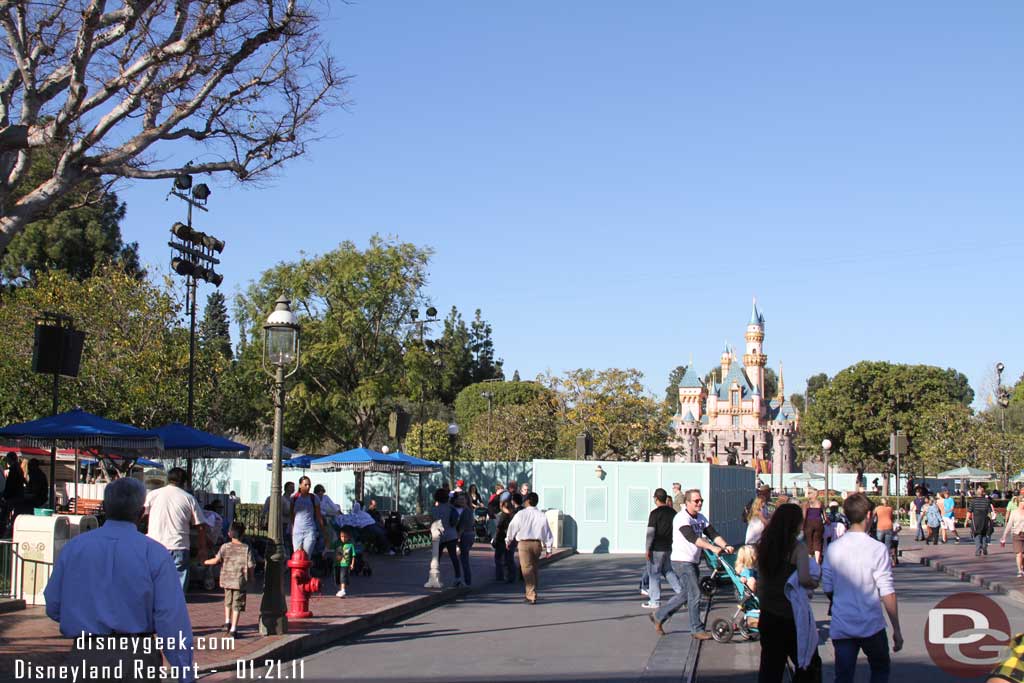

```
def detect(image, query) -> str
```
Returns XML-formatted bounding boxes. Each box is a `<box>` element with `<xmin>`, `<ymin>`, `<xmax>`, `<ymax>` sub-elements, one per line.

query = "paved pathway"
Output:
<box><xmin>0</xmin><ymin>541</ymin><xmax>572</xmax><ymax>679</ymax></box>
<box><xmin>209</xmin><ymin>554</ymin><xmax>702</xmax><ymax>683</ymax></box>
<box><xmin>697</xmin><ymin>536</ymin><xmax>1024</xmax><ymax>683</ymax></box>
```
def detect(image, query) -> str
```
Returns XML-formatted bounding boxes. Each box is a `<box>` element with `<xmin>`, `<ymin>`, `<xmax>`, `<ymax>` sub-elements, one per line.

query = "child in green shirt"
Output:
<box><xmin>333</xmin><ymin>528</ymin><xmax>356</xmax><ymax>598</ymax></box>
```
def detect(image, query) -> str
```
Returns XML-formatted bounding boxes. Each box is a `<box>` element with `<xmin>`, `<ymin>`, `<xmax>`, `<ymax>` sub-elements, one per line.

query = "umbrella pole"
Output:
<box><xmin>394</xmin><ymin>472</ymin><xmax>400</xmax><ymax>516</ymax></box>
<box><xmin>48</xmin><ymin>371</ymin><xmax>59</xmax><ymax>511</ymax></box>
<box><xmin>74</xmin><ymin>449</ymin><xmax>79</xmax><ymax>514</ymax></box>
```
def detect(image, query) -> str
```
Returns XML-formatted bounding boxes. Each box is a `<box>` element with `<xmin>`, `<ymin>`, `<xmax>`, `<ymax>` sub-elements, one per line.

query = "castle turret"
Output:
<box><xmin>720</xmin><ymin>341</ymin><xmax>733</xmax><ymax>379</ymax></box>
<box><xmin>743</xmin><ymin>297</ymin><xmax>767</xmax><ymax>394</ymax></box>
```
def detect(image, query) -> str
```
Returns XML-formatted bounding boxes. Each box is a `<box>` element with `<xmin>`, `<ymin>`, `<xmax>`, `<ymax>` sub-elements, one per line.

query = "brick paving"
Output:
<box><xmin>0</xmin><ymin>541</ymin><xmax>572</xmax><ymax>679</ymax></box>
<box><xmin>900</xmin><ymin>526</ymin><xmax>1024</xmax><ymax>606</ymax></box>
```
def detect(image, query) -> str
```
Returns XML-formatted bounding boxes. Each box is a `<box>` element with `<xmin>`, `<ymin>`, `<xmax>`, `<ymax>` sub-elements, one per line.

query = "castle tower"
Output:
<box><xmin>720</xmin><ymin>341</ymin><xmax>733</xmax><ymax>379</ymax></box>
<box><xmin>743</xmin><ymin>297</ymin><xmax>767</xmax><ymax>394</ymax></box>
<box><xmin>776</xmin><ymin>361</ymin><xmax>786</xmax><ymax>403</ymax></box>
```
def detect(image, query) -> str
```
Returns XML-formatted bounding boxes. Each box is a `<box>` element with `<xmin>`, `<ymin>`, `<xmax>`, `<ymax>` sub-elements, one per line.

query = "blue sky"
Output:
<box><xmin>119</xmin><ymin>1</ymin><xmax>1023</xmax><ymax>404</ymax></box>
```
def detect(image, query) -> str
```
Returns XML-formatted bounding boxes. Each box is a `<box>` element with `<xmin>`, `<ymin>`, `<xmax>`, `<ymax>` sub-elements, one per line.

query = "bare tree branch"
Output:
<box><xmin>0</xmin><ymin>0</ymin><xmax>348</xmax><ymax>252</ymax></box>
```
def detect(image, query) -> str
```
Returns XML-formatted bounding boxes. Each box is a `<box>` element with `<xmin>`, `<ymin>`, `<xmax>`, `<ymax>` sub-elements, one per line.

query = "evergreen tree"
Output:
<box><xmin>469</xmin><ymin>309</ymin><xmax>504</xmax><ymax>383</ymax></box>
<box><xmin>200</xmin><ymin>291</ymin><xmax>233</xmax><ymax>360</ymax></box>
<box><xmin>664</xmin><ymin>365</ymin><xmax>688</xmax><ymax>414</ymax></box>
<box><xmin>512</xmin><ymin>369</ymin><xmax>521</xmax><ymax>382</ymax></box>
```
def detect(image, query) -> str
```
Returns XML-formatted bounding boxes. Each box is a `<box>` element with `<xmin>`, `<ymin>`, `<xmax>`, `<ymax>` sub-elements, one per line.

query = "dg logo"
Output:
<box><xmin>926</xmin><ymin>592</ymin><xmax>1012</xmax><ymax>678</ymax></box>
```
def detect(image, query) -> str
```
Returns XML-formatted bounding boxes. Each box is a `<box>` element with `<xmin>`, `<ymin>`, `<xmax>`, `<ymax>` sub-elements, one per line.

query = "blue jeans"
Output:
<box><xmin>648</xmin><ymin>550</ymin><xmax>682</xmax><ymax>604</ymax></box>
<box><xmin>654</xmin><ymin>561</ymin><xmax>703</xmax><ymax>633</ymax></box>
<box><xmin>975</xmin><ymin>530</ymin><xmax>990</xmax><ymax>555</ymax></box>
<box><xmin>459</xmin><ymin>534</ymin><xmax>475</xmax><ymax>585</ymax></box>
<box><xmin>292</xmin><ymin>527</ymin><xmax>316</xmax><ymax>557</ymax></box>
<box><xmin>875</xmin><ymin>529</ymin><xmax>893</xmax><ymax>551</ymax></box>
<box><xmin>170</xmin><ymin>549</ymin><xmax>189</xmax><ymax>591</ymax></box>
<box><xmin>640</xmin><ymin>562</ymin><xmax>650</xmax><ymax>591</ymax></box>
<box><xmin>833</xmin><ymin>629</ymin><xmax>890</xmax><ymax>683</ymax></box>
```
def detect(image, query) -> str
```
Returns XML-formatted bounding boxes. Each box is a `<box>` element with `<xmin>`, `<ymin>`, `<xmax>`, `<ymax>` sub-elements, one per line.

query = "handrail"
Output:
<box><xmin>2</xmin><ymin>540</ymin><xmax>54</xmax><ymax>605</ymax></box>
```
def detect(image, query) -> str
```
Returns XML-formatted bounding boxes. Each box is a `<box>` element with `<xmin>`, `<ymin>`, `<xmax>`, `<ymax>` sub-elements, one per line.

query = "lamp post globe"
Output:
<box><xmin>821</xmin><ymin>439</ymin><xmax>832</xmax><ymax>451</ymax></box>
<box><xmin>259</xmin><ymin>295</ymin><xmax>301</xmax><ymax>636</ymax></box>
<box><xmin>821</xmin><ymin>439</ymin><xmax>832</xmax><ymax>498</ymax></box>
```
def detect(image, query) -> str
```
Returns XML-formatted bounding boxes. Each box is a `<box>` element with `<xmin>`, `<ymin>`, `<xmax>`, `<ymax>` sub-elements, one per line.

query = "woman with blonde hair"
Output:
<box><xmin>1001</xmin><ymin>494</ymin><xmax>1024</xmax><ymax>576</ymax></box>
<box><xmin>802</xmin><ymin>487</ymin><xmax>825</xmax><ymax>565</ymax></box>
<box><xmin>746</xmin><ymin>496</ymin><xmax>766</xmax><ymax>544</ymax></box>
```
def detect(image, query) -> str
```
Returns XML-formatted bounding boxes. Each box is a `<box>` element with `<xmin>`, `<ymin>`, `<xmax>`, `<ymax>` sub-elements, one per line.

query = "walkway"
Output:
<box><xmin>0</xmin><ymin>541</ymin><xmax>571</xmax><ymax>679</ymax></box>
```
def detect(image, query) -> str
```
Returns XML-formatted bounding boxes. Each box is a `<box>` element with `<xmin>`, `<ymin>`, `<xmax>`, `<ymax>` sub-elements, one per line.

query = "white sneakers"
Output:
<box><xmin>336</xmin><ymin>590</ymin><xmax>347</xmax><ymax>598</ymax></box>
<box><xmin>641</xmin><ymin>601</ymin><xmax>660</xmax><ymax>609</ymax></box>
<box><xmin>640</xmin><ymin>588</ymin><xmax>649</xmax><ymax>596</ymax></box>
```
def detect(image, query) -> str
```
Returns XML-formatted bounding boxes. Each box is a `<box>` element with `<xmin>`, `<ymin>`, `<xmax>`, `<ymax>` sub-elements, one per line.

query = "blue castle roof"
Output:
<box><xmin>749</xmin><ymin>298</ymin><xmax>765</xmax><ymax>327</ymax></box>
<box><xmin>678</xmin><ymin>365</ymin><xmax>704</xmax><ymax>388</ymax></box>
<box><xmin>717</xmin><ymin>361</ymin><xmax>754</xmax><ymax>400</ymax></box>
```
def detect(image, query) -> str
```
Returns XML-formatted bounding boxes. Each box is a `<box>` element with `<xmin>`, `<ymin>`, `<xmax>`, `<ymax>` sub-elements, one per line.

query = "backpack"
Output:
<box><xmin>925</xmin><ymin>505</ymin><xmax>941</xmax><ymax>528</ymax></box>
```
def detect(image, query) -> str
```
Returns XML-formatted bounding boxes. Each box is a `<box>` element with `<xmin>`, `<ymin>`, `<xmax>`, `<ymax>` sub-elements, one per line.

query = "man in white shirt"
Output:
<box><xmin>822</xmin><ymin>492</ymin><xmax>903</xmax><ymax>683</ymax></box>
<box><xmin>45</xmin><ymin>477</ymin><xmax>196</xmax><ymax>682</ymax></box>
<box><xmin>505</xmin><ymin>492</ymin><xmax>554</xmax><ymax>604</ymax></box>
<box><xmin>144</xmin><ymin>467</ymin><xmax>207</xmax><ymax>591</ymax></box>
<box><xmin>651</xmin><ymin>488</ymin><xmax>732</xmax><ymax>640</ymax></box>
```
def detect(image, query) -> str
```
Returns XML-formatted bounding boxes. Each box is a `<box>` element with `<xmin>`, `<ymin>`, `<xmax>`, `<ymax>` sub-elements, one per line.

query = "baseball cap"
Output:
<box><xmin>456</xmin><ymin>479</ymin><xmax>465</xmax><ymax>487</ymax></box>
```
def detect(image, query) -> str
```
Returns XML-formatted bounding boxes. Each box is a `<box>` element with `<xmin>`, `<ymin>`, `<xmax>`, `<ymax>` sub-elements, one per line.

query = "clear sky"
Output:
<box><xmin>119</xmin><ymin>1</ymin><xmax>1023</xmax><ymax>404</ymax></box>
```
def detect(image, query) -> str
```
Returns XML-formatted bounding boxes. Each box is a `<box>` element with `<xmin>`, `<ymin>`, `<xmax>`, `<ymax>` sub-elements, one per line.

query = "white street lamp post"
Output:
<box><xmin>822</xmin><ymin>439</ymin><xmax>832</xmax><ymax>499</ymax></box>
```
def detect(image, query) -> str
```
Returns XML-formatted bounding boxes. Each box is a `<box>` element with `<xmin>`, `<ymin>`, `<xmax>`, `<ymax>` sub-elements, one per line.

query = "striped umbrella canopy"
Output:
<box><xmin>310</xmin><ymin>447</ymin><xmax>408</xmax><ymax>473</ymax></box>
<box><xmin>0</xmin><ymin>408</ymin><xmax>162</xmax><ymax>451</ymax></box>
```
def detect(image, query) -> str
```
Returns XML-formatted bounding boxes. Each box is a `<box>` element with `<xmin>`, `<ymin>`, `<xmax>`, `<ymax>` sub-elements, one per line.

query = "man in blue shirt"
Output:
<box><xmin>44</xmin><ymin>477</ymin><xmax>195</xmax><ymax>682</ymax></box>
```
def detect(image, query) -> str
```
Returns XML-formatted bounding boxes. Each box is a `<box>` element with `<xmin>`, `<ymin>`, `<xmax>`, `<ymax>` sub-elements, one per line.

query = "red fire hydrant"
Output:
<box><xmin>286</xmin><ymin>549</ymin><xmax>321</xmax><ymax>619</ymax></box>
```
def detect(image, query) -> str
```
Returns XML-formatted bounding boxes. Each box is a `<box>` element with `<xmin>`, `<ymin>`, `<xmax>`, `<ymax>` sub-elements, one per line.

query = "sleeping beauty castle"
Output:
<box><xmin>668</xmin><ymin>299</ymin><xmax>799</xmax><ymax>475</ymax></box>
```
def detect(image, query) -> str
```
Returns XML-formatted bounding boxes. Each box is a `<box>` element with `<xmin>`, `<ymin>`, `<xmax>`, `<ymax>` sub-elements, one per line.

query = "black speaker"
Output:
<box><xmin>576</xmin><ymin>432</ymin><xmax>593</xmax><ymax>459</ymax></box>
<box><xmin>32</xmin><ymin>324</ymin><xmax>85</xmax><ymax>377</ymax></box>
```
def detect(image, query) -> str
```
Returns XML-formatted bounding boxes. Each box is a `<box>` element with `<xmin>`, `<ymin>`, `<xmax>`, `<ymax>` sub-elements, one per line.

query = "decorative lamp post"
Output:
<box><xmin>258</xmin><ymin>296</ymin><xmax>300</xmax><ymax>636</ymax></box>
<box><xmin>821</xmin><ymin>439</ymin><xmax>832</xmax><ymax>498</ymax></box>
<box><xmin>997</xmin><ymin>363</ymin><xmax>1010</xmax><ymax>490</ymax></box>
<box><xmin>447</xmin><ymin>423</ymin><xmax>459</xmax><ymax>487</ymax></box>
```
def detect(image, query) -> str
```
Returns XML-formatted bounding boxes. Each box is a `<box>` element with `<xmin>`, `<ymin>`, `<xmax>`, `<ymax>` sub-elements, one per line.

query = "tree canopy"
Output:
<box><xmin>798</xmin><ymin>361</ymin><xmax>975</xmax><ymax>476</ymax></box>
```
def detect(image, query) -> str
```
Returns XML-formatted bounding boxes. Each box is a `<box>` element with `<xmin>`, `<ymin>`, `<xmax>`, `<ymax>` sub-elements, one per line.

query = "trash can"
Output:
<box><xmin>11</xmin><ymin>514</ymin><xmax>70</xmax><ymax>605</ymax></box>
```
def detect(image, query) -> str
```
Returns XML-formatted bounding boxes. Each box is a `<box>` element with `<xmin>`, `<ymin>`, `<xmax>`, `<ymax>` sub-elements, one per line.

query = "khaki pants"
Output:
<box><xmin>517</xmin><ymin>540</ymin><xmax>542</xmax><ymax>602</ymax></box>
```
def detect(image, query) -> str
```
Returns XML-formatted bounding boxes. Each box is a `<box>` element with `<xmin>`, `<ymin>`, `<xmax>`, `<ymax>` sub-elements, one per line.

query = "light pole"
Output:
<box><xmin>404</xmin><ymin>307</ymin><xmax>439</xmax><ymax>459</ymax></box>
<box><xmin>168</xmin><ymin>172</ymin><xmax>223</xmax><ymax>484</ymax></box>
<box><xmin>447</xmin><ymin>423</ymin><xmax>459</xmax><ymax>487</ymax></box>
<box><xmin>997</xmin><ymin>362</ymin><xmax>1011</xmax><ymax>490</ymax></box>
<box><xmin>822</xmin><ymin>439</ymin><xmax>832</xmax><ymax>499</ymax></box>
<box><xmin>258</xmin><ymin>296</ymin><xmax>300</xmax><ymax>636</ymax></box>
<box><xmin>480</xmin><ymin>391</ymin><xmax>494</xmax><ymax>458</ymax></box>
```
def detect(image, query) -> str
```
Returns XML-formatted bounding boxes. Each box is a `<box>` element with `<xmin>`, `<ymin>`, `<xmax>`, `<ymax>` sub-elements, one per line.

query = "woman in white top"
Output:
<box><xmin>745</xmin><ymin>496</ymin><xmax>767</xmax><ymax>545</ymax></box>
<box><xmin>1000</xmin><ymin>494</ymin><xmax>1024</xmax><ymax>576</ymax></box>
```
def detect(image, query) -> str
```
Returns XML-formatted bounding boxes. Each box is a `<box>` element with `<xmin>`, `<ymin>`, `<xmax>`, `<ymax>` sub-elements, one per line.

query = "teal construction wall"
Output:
<box><xmin>532</xmin><ymin>460</ymin><xmax>754</xmax><ymax>553</ymax></box>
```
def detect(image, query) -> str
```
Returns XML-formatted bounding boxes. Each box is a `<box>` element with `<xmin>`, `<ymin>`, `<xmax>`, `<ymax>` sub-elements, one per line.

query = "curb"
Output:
<box><xmin>199</xmin><ymin>547</ymin><xmax>576</xmax><ymax>678</ymax></box>
<box><xmin>899</xmin><ymin>547</ymin><xmax>1024</xmax><ymax>609</ymax></box>
<box><xmin>0</xmin><ymin>599</ymin><xmax>25</xmax><ymax>615</ymax></box>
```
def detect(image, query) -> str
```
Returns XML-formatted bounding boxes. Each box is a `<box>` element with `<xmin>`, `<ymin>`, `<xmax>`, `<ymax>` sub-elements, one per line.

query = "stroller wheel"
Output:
<box><xmin>711</xmin><ymin>618</ymin><xmax>733</xmax><ymax>643</ymax></box>
<box><xmin>699</xmin><ymin>576</ymin><xmax>716</xmax><ymax>596</ymax></box>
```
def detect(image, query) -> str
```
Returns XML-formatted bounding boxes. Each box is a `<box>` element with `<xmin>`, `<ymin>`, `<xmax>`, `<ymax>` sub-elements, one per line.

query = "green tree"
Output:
<box><xmin>200</xmin><ymin>291</ymin><xmax>233</xmax><ymax>361</ymax></box>
<box><xmin>2</xmin><ymin>146</ymin><xmax>141</xmax><ymax>285</ymax></box>
<box><xmin>469</xmin><ymin>309</ymin><xmax>504</xmax><ymax>383</ymax></box>
<box><xmin>230</xmin><ymin>237</ymin><xmax>431</xmax><ymax>451</ymax></box>
<box><xmin>405</xmin><ymin>420</ymin><xmax>453</xmax><ymax>462</ymax></box>
<box><xmin>664</xmin><ymin>365</ymin><xmax>688</xmax><ymax>414</ymax></box>
<box><xmin>790</xmin><ymin>394</ymin><xmax>806</xmax><ymax>414</ymax></box>
<box><xmin>454</xmin><ymin>380</ymin><xmax>552</xmax><ymax>427</ymax></box>
<box><xmin>763</xmin><ymin>367</ymin><xmax>778</xmax><ymax>400</ymax></box>
<box><xmin>798</xmin><ymin>361</ymin><xmax>974</xmax><ymax>479</ymax></box>
<box><xmin>542</xmin><ymin>368</ymin><xmax>665</xmax><ymax>461</ymax></box>
<box><xmin>0</xmin><ymin>265</ymin><xmax>215</xmax><ymax>428</ymax></box>
<box><xmin>464</xmin><ymin>396</ymin><xmax>559</xmax><ymax>461</ymax></box>
<box><xmin>431</xmin><ymin>306</ymin><xmax>474</xmax><ymax>405</ymax></box>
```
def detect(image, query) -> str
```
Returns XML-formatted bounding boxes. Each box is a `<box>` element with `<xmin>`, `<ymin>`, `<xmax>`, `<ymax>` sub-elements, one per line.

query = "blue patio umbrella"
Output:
<box><xmin>151</xmin><ymin>423</ymin><xmax>249</xmax><ymax>458</ymax></box>
<box><xmin>0</xmin><ymin>408</ymin><xmax>163</xmax><ymax>510</ymax></box>
<box><xmin>80</xmin><ymin>456</ymin><xmax>164</xmax><ymax>469</ymax></box>
<box><xmin>266</xmin><ymin>455</ymin><xmax>313</xmax><ymax>471</ymax></box>
<box><xmin>310</xmin><ymin>447</ymin><xmax>406</xmax><ymax>473</ymax></box>
<box><xmin>311</xmin><ymin>447</ymin><xmax>412</xmax><ymax>513</ymax></box>
<box><xmin>391</xmin><ymin>451</ymin><xmax>443</xmax><ymax>473</ymax></box>
<box><xmin>0</xmin><ymin>408</ymin><xmax>162</xmax><ymax>450</ymax></box>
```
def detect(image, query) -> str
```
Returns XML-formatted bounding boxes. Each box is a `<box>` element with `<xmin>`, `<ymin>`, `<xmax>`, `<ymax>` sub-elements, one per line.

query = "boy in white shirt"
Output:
<box><xmin>822</xmin><ymin>492</ymin><xmax>903</xmax><ymax>683</ymax></box>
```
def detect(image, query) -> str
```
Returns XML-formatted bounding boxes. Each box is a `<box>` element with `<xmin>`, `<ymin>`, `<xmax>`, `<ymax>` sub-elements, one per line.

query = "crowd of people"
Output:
<box><xmin>0</xmin><ymin>451</ymin><xmax>50</xmax><ymax>535</ymax></box>
<box><xmin>644</xmin><ymin>482</ymin><xmax>904</xmax><ymax>683</ymax></box>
